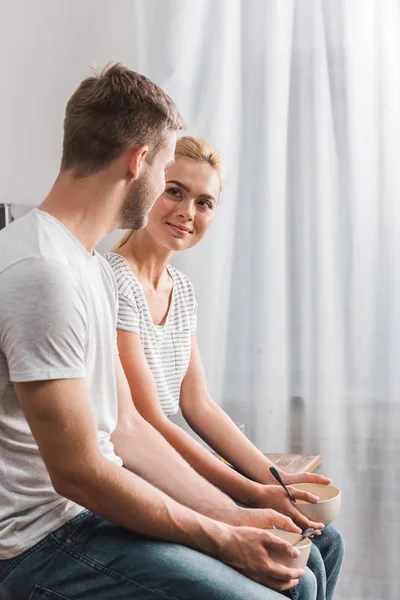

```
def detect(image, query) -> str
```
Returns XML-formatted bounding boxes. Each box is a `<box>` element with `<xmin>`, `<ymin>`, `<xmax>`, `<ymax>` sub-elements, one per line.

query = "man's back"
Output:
<box><xmin>0</xmin><ymin>209</ymin><xmax>120</xmax><ymax>559</ymax></box>
<box><xmin>0</xmin><ymin>65</ymin><xmax>315</xmax><ymax>600</ymax></box>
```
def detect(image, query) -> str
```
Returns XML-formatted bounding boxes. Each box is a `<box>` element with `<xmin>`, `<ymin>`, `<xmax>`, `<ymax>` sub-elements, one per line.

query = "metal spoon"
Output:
<box><xmin>294</xmin><ymin>528</ymin><xmax>315</xmax><ymax>546</ymax></box>
<box><xmin>269</xmin><ymin>467</ymin><xmax>297</xmax><ymax>503</ymax></box>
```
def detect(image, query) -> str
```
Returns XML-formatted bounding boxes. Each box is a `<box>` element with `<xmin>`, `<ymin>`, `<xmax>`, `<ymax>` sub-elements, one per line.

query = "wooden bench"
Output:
<box><xmin>264</xmin><ymin>453</ymin><xmax>322</xmax><ymax>474</ymax></box>
<box><xmin>214</xmin><ymin>451</ymin><xmax>322</xmax><ymax>474</ymax></box>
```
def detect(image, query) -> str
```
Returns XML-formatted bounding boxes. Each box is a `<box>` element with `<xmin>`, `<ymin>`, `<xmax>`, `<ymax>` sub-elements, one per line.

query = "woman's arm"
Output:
<box><xmin>181</xmin><ymin>334</ymin><xmax>331</xmax><ymax>488</ymax></box>
<box><xmin>117</xmin><ymin>329</ymin><xmax>262</xmax><ymax>505</ymax></box>
<box><xmin>118</xmin><ymin>330</ymin><xmax>326</xmax><ymax>530</ymax></box>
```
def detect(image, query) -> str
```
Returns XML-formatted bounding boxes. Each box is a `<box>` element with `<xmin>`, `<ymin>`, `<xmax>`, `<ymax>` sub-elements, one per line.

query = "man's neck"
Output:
<box><xmin>40</xmin><ymin>171</ymin><xmax>122</xmax><ymax>253</ymax></box>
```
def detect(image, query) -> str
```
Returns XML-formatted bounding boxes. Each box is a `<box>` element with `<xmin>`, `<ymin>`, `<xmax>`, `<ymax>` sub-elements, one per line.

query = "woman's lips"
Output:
<box><xmin>167</xmin><ymin>222</ymin><xmax>192</xmax><ymax>236</ymax></box>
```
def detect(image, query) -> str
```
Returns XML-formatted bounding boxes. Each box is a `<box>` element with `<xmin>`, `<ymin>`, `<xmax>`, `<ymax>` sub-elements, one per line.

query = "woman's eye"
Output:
<box><xmin>166</xmin><ymin>187</ymin><xmax>182</xmax><ymax>198</ymax></box>
<box><xmin>198</xmin><ymin>199</ymin><xmax>213</xmax><ymax>210</ymax></box>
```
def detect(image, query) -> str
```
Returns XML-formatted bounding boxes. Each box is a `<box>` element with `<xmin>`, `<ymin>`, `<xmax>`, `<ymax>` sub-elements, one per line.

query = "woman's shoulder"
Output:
<box><xmin>103</xmin><ymin>251</ymin><xmax>126</xmax><ymax>268</ymax></box>
<box><xmin>103</xmin><ymin>251</ymin><xmax>128</xmax><ymax>268</ymax></box>
<box><xmin>168</xmin><ymin>264</ymin><xmax>196</xmax><ymax>311</ymax></box>
<box><xmin>103</xmin><ymin>252</ymin><xmax>142</xmax><ymax>299</ymax></box>
<box><xmin>168</xmin><ymin>264</ymin><xmax>194</xmax><ymax>292</ymax></box>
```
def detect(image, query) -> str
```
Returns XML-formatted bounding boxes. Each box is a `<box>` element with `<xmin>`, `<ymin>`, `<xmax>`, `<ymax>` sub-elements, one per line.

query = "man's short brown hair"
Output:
<box><xmin>61</xmin><ymin>63</ymin><xmax>186</xmax><ymax>177</ymax></box>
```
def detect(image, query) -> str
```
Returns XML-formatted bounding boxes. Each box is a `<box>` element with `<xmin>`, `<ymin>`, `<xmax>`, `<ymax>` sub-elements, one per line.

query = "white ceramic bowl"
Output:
<box><xmin>266</xmin><ymin>529</ymin><xmax>311</xmax><ymax>569</ymax></box>
<box><xmin>291</xmin><ymin>483</ymin><xmax>341</xmax><ymax>525</ymax></box>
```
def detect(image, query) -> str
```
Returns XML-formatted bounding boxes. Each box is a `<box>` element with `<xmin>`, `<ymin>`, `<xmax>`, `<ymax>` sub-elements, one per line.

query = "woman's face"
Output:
<box><xmin>145</xmin><ymin>157</ymin><xmax>220</xmax><ymax>252</ymax></box>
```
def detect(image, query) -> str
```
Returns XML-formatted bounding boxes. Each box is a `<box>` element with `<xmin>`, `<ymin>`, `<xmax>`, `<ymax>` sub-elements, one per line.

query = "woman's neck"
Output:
<box><xmin>118</xmin><ymin>229</ymin><xmax>174</xmax><ymax>290</ymax></box>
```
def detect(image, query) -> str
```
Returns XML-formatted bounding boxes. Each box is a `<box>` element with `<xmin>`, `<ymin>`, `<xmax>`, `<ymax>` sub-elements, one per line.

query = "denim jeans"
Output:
<box><xmin>230</xmin><ymin>468</ymin><xmax>344</xmax><ymax>599</ymax></box>
<box><xmin>307</xmin><ymin>524</ymin><xmax>344</xmax><ymax>600</ymax></box>
<box><xmin>0</xmin><ymin>510</ymin><xmax>317</xmax><ymax>600</ymax></box>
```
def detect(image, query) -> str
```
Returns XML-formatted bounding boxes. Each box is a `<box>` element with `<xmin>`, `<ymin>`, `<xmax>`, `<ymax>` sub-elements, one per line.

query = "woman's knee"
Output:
<box><xmin>321</xmin><ymin>524</ymin><xmax>345</xmax><ymax>561</ymax></box>
<box><xmin>310</xmin><ymin>524</ymin><xmax>344</xmax><ymax>556</ymax></box>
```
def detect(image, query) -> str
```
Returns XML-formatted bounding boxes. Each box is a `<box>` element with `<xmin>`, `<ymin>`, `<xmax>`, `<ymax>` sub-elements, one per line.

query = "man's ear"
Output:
<box><xmin>128</xmin><ymin>145</ymin><xmax>149</xmax><ymax>180</ymax></box>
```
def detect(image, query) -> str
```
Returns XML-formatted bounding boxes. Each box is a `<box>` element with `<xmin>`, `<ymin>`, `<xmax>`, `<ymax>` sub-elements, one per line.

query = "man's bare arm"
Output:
<box><xmin>14</xmin><ymin>377</ymin><xmax>225</xmax><ymax>550</ymax></box>
<box><xmin>111</xmin><ymin>356</ymin><xmax>256</xmax><ymax>524</ymax></box>
<box><xmin>13</xmin><ymin>376</ymin><xmax>304</xmax><ymax>591</ymax></box>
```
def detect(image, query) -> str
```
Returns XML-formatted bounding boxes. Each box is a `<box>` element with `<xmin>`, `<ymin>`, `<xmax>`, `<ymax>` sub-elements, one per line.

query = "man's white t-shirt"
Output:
<box><xmin>0</xmin><ymin>209</ymin><xmax>122</xmax><ymax>559</ymax></box>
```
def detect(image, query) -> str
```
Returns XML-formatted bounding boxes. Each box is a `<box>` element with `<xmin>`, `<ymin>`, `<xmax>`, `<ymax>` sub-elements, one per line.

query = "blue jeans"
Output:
<box><xmin>0</xmin><ymin>510</ymin><xmax>317</xmax><ymax>600</ymax></box>
<box><xmin>231</xmin><ymin>471</ymin><xmax>344</xmax><ymax>599</ymax></box>
<box><xmin>307</xmin><ymin>524</ymin><xmax>344</xmax><ymax>600</ymax></box>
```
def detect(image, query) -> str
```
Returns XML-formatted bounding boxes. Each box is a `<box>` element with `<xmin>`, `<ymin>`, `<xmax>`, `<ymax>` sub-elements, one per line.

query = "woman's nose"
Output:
<box><xmin>178</xmin><ymin>201</ymin><xmax>195</xmax><ymax>220</ymax></box>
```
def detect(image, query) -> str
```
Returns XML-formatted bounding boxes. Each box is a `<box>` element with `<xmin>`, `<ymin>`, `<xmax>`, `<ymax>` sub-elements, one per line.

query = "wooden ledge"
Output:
<box><xmin>265</xmin><ymin>453</ymin><xmax>322</xmax><ymax>474</ymax></box>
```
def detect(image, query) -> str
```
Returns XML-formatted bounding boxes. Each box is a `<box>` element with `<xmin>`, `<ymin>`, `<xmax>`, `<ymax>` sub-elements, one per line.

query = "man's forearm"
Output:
<box><xmin>57</xmin><ymin>454</ymin><xmax>229</xmax><ymax>557</ymax></box>
<box><xmin>143</xmin><ymin>415</ymin><xmax>262</xmax><ymax>505</ymax></box>
<box><xmin>111</xmin><ymin>416</ymin><xmax>243</xmax><ymax>520</ymax></box>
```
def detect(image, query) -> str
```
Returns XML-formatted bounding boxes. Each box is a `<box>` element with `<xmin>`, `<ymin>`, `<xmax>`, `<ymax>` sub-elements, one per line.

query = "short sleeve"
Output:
<box><xmin>117</xmin><ymin>292</ymin><xmax>141</xmax><ymax>334</ymax></box>
<box><xmin>184</xmin><ymin>277</ymin><xmax>197</xmax><ymax>332</ymax></box>
<box><xmin>190</xmin><ymin>290</ymin><xmax>197</xmax><ymax>332</ymax></box>
<box><xmin>0</xmin><ymin>258</ymin><xmax>87</xmax><ymax>382</ymax></box>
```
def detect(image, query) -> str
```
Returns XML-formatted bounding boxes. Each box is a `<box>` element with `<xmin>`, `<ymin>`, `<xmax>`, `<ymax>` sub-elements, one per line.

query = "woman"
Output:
<box><xmin>105</xmin><ymin>136</ymin><xmax>343</xmax><ymax>600</ymax></box>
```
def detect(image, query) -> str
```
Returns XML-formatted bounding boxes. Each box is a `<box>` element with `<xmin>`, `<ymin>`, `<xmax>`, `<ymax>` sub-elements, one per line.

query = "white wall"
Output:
<box><xmin>0</xmin><ymin>0</ymin><xmax>152</xmax><ymax>206</ymax></box>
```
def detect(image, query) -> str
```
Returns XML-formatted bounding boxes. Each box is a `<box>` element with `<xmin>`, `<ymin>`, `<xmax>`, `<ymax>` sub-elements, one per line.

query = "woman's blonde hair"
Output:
<box><xmin>112</xmin><ymin>135</ymin><xmax>224</xmax><ymax>251</ymax></box>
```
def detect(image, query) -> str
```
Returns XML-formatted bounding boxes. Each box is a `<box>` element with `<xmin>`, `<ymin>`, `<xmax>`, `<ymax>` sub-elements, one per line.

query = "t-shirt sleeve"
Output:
<box><xmin>190</xmin><ymin>285</ymin><xmax>198</xmax><ymax>332</ymax></box>
<box><xmin>183</xmin><ymin>276</ymin><xmax>197</xmax><ymax>332</ymax></box>
<box><xmin>112</xmin><ymin>292</ymin><xmax>119</xmax><ymax>356</ymax></box>
<box><xmin>0</xmin><ymin>258</ymin><xmax>87</xmax><ymax>382</ymax></box>
<box><xmin>116</xmin><ymin>292</ymin><xmax>141</xmax><ymax>334</ymax></box>
<box><xmin>113</xmin><ymin>326</ymin><xmax>119</xmax><ymax>356</ymax></box>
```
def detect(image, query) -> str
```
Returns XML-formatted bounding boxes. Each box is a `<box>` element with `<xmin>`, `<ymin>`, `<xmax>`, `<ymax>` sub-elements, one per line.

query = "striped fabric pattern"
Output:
<box><xmin>104</xmin><ymin>253</ymin><xmax>197</xmax><ymax>416</ymax></box>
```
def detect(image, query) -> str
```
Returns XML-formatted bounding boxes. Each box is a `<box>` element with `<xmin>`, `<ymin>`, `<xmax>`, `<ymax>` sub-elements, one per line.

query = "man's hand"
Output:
<box><xmin>219</xmin><ymin>519</ymin><xmax>305</xmax><ymax>591</ymax></box>
<box><xmin>251</xmin><ymin>485</ymin><xmax>325</xmax><ymax>532</ymax></box>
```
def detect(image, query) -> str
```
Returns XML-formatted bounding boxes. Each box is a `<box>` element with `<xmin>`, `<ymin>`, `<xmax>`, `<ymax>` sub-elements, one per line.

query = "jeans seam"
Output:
<box><xmin>289</xmin><ymin>588</ymin><xmax>298</xmax><ymax>600</ymax></box>
<box><xmin>51</xmin><ymin>542</ymin><xmax>181</xmax><ymax>600</ymax></box>
<box><xmin>28</xmin><ymin>585</ymin><xmax>71</xmax><ymax>600</ymax></box>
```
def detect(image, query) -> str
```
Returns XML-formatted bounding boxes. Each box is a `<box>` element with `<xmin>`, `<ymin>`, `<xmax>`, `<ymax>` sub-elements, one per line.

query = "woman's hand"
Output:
<box><xmin>252</xmin><ymin>484</ymin><xmax>325</xmax><ymax>532</ymax></box>
<box><xmin>280</xmin><ymin>470</ymin><xmax>331</xmax><ymax>486</ymax></box>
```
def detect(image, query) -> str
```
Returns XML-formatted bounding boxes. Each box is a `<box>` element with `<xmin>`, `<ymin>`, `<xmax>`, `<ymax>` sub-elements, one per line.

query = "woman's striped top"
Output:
<box><xmin>104</xmin><ymin>252</ymin><xmax>197</xmax><ymax>416</ymax></box>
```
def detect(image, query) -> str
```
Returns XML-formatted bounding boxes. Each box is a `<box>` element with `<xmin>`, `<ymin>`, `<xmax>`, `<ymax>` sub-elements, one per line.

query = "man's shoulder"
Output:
<box><xmin>0</xmin><ymin>256</ymin><xmax>83</xmax><ymax>307</ymax></box>
<box><xmin>0</xmin><ymin>209</ymin><xmax>71</xmax><ymax>273</ymax></box>
<box><xmin>97</xmin><ymin>252</ymin><xmax>118</xmax><ymax>295</ymax></box>
<box><xmin>0</xmin><ymin>210</ymin><xmax>37</xmax><ymax>271</ymax></box>
<box><xmin>98</xmin><ymin>251</ymin><xmax>114</xmax><ymax>272</ymax></box>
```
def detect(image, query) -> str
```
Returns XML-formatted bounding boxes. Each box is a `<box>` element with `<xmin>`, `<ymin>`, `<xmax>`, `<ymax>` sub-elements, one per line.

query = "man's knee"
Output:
<box><xmin>153</xmin><ymin>544</ymin><xmax>284</xmax><ymax>600</ymax></box>
<box><xmin>294</xmin><ymin>567</ymin><xmax>317</xmax><ymax>600</ymax></box>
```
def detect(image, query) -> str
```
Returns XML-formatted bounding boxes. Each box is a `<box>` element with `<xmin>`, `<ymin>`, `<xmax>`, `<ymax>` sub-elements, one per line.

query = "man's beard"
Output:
<box><xmin>119</xmin><ymin>174</ymin><xmax>157</xmax><ymax>231</ymax></box>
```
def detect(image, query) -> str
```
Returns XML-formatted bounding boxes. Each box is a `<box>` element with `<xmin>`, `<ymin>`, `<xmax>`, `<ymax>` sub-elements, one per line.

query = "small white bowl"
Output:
<box><xmin>291</xmin><ymin>483</ymin><xmax>341</xmax><ymax>525</ymax></box>
<box><xmin>266</xmin><ymin>529</ymin><xmax>311</xmax><ymax>569</ymax></box>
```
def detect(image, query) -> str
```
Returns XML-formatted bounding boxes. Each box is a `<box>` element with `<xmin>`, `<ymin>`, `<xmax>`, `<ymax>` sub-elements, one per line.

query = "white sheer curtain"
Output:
<box><xmin>125</xmin><ymin>0</ymin><xmax>400</xmax><ymax>459</ymax></box>
<box><xmin>2</xmin><ymin>0</ymin><xmax>400</xmax><ymax>460</ymax></box>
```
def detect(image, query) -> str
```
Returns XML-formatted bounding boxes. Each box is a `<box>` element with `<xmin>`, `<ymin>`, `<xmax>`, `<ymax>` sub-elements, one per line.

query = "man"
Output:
<box><xmin>0</xmin><ymin>64</ymin><xmax>315</xmax><ymax>599</ymax></box>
